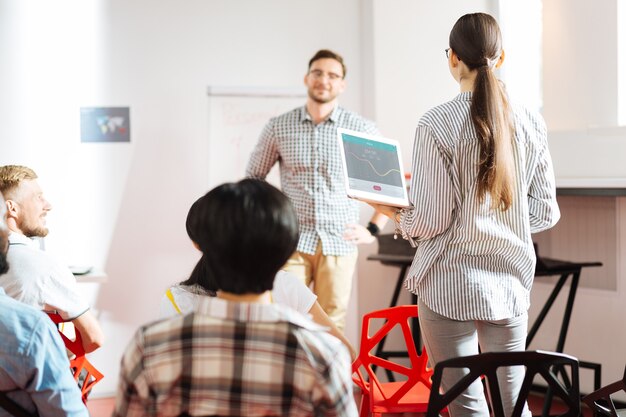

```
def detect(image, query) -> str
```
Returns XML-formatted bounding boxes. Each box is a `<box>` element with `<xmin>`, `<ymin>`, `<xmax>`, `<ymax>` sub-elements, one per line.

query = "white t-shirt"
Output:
<box><xmin>0</xmin><ymin>232</ymin><xmax>89</xmax><ymax>320</ymax></box>
<box><xmin>159</xmin><ymin>270</ymin><xmax>317</xmax><ymax>318</ymax></box>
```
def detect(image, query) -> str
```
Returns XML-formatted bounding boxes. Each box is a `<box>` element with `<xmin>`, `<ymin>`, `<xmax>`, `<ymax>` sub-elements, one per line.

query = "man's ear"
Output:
<box><xmin>5</xmin><ymin>200</ymin><xmax>18</xmax><ymax>219</ymax></box>
<box><xmin>495</xmin><ymin>49</ymin><xmax>505</xmax><ymax>69</ymax></box>
<box><xmin>338</xmin><ymin>78</ymin><xmax>346</xmax><ymax>94</ymax></box>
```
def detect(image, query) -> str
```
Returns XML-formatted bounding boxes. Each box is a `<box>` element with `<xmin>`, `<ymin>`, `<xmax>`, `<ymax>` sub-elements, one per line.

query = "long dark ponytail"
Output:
<box><xmin>450</xmin><ymin>13</ymin><xmax>515</xmax><ymax>210</ymax></box>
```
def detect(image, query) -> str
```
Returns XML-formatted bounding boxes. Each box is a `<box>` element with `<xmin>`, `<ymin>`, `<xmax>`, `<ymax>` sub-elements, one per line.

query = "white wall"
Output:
<box><xmin>543</xmin><ymin>0</ymin><xmax>619</xmax><ymax>130</ymax></box>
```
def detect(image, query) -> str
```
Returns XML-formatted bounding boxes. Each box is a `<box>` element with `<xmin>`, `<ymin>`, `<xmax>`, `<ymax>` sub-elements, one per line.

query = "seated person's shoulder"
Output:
<box><xmin>288</xmin><ymin>315</ymin><xmax>351</xmax><ymax>364</ymax></box>
<box><xmin>4</xmin><ymin>242</ymin><xmax>88</xmax><ymax>320</ymax></box>
<box><xmin>0</xmin><ymin>295</ymin><xmax>57</xmax><ymax>347</ymax></box>
<box><xmin>159</xmin><ymin>284</ymin><xmax>206</xmax><ymax>318</ymax></box>
<box><xmin>135</xmin><ymin>312</ymin><xmax>197</xmax><ymax>347</ymax></box>
<box><xmin>7</xmin><ymin>240</ymin><xmax>74</xmax><ymax>282</ymax></box>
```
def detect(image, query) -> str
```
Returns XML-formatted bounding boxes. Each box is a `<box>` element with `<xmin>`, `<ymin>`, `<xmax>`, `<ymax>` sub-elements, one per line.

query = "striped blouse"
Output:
<box><xmin>399</xmin><ymin>92</ymin><xmax>560</xmax><ymax>321</ymax></box>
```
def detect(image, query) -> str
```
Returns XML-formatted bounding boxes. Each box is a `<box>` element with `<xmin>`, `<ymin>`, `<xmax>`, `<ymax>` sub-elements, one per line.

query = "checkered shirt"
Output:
<box><xmin>246</xmin><ymin>106</ymin><xmax>380</xmax><ymax>256</ymax></box>
<box><xmin>113</xmin><ymin>297</ymin><xmax>358</xmax><ymax>417</ymax></box>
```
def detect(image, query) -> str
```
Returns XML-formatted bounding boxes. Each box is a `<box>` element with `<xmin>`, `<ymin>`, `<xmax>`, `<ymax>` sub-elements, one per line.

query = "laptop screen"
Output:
<box><xmin>337</xmin><ymin>128</ymin><xmax>410</xmax><ymax>208</ymax></box>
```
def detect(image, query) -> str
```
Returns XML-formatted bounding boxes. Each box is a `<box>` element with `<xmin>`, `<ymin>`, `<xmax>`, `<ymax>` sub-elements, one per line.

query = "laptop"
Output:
<box><xmin>336</xmin><ymin>128</ymin><xmax>410</xmax><ymax>208</ymax></box>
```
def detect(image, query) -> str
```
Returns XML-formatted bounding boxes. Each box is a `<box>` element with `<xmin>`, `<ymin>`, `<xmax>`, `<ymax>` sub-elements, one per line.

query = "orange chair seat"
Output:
<box><xmin>370</xmin><ymin>381</ymin><xmax>432</xmax><ymax>414</ymax></box>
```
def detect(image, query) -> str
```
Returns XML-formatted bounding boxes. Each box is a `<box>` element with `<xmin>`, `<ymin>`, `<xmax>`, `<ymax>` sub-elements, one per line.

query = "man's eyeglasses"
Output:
<box><xmin>309</xmin><ymin>69</ymin><xmax>343</xmax><ymax>81</ymax></box>
<box><xmin>445</xmin><ymin>48</ymin><xmax>451</xmax><ymax>59</ymax></box>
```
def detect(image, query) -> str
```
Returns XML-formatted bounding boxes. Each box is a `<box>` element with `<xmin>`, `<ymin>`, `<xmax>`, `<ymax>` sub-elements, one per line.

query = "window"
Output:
<box><xmin>497</xmin><ymin>0</ymin><xmax>543</xmax><ymax>113</ymax></box>
<box><xmin>618</xmin><ymin>0</ymin><xmax>626</xmax><ymax>125</ymax></box>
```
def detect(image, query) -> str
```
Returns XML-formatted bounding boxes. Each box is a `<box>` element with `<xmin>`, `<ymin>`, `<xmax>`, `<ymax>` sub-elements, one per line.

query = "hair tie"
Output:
<box><xmin>482</xmin><ymin>55</ymin><xmax>500</xmax><ymax>69</ymax></box>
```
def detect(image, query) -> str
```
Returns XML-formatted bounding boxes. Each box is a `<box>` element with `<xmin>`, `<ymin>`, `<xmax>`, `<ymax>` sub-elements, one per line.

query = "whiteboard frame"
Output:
<box><xmin>207</xmin><ymin>85</ymin><xmax>306</xmax><ymax>98</ymax></box>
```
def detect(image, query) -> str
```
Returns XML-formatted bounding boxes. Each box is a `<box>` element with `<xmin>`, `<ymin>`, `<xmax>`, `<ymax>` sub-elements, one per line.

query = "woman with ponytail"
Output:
<box><xmin>372</xmin><ymin>12</ymin><xmax>560</xmax><ymax>417</ymax></box>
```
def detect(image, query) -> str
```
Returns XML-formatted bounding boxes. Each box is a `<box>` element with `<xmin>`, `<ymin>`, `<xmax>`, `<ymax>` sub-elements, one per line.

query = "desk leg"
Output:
<box><xmin>557</xmin><ymin>271</ymin><xmax>580</xmax><ymax>353</ymax></box>
<box><xmin>526</xmin><ymin>269</ymin><xmax>582</xmax><ymax>352</ymax></box>
<box><xmin>528</xmin><ymin>270</ymin><xmax>582</xmax><ymax>417</ymax></box>
<box><xmin>389</xmin><ymin>265</ymin><xmax>408</xmax><ymax>308</ymax></box>
<box><xmin>544</xmin><ymin>270</ymin><xmax>581</xmax><ymax>415</ymax></box>
<box><xmin>389</xmin><ymin>266</ymin><xmax>421</xmax><ymax>352</ymax></box>
<box><xmin>526</xmin><ymin>273</ymin><xmax>570</xmax><ymax>348</ymax></box>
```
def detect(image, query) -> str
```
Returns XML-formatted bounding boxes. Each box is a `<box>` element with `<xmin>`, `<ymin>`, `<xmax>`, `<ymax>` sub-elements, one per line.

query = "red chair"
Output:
<box><xmin>352</xmin><ymin>305</ymin><xmax>438</xmax><ymax>417</ymax></box>
<box><xmin>47</xmin><ymin>313</ymin><xmax>104</xmax><ymax>404</ymax></box>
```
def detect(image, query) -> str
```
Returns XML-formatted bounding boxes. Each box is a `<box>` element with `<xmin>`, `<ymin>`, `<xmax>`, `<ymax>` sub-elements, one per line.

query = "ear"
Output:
<box><xmin>495</xmin><ymin>49</ymin><xmax>505</xmax><ymax>69</ymax></box>
<box><xmin>191</xmin><ymin>240</ymin><xmax>201</xmax><ymax>251</ymax></box>
<box><xmin>337</xmin><ymin>78</ymin><xmax>346</xmax><ymax>94</ymax></box>
<box><xmin>303</xmin><ymin>73</ymin><xmax>309</xmax><ymax>86</ymax></box>
<box><xmin>450</xmin><ymin>49</ymin><xmax>460</xmax><ymax>68</ymax></box>
<box><xmin>5</xmin><ymin>200</ymin><xmax>18</xmax><ymax>219</ymax></box>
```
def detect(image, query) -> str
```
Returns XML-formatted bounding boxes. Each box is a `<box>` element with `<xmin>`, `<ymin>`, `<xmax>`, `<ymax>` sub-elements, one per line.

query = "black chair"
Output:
<box><xmin>582</xmin><ymin>365</ymin><xmax>626</xmax><ymax>417</ymax></box>
<box><xmin>425</xmin><ymin>350</ymin><xmax>580</xmax><ymax>417</ymax></box>
<box><xmin>0</xmin><ymin>391</ymin><xmax>38</xmax><ymax>417</ymax></box>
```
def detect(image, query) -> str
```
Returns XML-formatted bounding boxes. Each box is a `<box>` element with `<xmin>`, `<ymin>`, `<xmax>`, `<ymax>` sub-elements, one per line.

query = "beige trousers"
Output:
<box><xmin>283</xmin><ymin>243</ymin><xmax>358</xmax><ymax>332</ymax></box>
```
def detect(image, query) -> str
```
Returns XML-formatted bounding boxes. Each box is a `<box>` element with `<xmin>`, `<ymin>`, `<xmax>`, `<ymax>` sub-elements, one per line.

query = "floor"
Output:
<box><xmin>86</xmin><ymin>392</ymin><xmax>594</xmax><ymax>417</ymax></box>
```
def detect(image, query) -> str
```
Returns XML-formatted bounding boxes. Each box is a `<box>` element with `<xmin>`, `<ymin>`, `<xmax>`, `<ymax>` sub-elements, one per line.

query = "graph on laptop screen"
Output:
<box><xmin>341</xmin><ymin>132</ymin><xmax>406</xmax><ymax>200</ymax></box>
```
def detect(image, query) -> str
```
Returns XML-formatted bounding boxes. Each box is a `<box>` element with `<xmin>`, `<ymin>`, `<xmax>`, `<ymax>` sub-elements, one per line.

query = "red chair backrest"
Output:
<box><xmin>47</xmin><ymin>313</ymin><xmax>103</xmax><ymax>404</ymax></box>
<box><xmin>352</xmin><ymin>305</ymin><xmax>433</xmax><ymax>407</ymax></box>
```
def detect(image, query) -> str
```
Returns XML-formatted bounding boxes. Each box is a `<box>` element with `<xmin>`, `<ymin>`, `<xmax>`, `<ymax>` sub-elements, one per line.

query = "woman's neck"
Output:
<box><xmin>459</xmin><ymin>72</ymin><xmax>476</xmax><ymax>93</ymax></box>
<box><xmin>216</xmin><ymin>290</ymin><xmax>272</xmax><ymax>304</ymax></box>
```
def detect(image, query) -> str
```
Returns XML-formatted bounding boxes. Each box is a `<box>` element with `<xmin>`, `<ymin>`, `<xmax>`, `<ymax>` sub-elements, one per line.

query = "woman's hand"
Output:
<box><xmin>367</xmin><ymin>202</ymin><xmax>400</xmax><ymax>219</ymax></box>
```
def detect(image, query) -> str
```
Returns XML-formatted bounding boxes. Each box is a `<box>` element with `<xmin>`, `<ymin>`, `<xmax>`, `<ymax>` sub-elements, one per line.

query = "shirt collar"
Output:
<box><xmin>300</xmin><ymin>105</ymin><xmax>342</xmax><ymax>124</ymax></box>
<box><xmin>454</xmin><ymin>91</ymin><xmax>473</xmax><ymax>102</ymax></box>
<box><xmin>8</xmin><ymin>232</ymin><xmax>38</xmax><ymax>248</ymax></box>
<box><xmin>195</xmin><ymin>296</ymin><xmax>325</xmax><ymax>331</ymax></box>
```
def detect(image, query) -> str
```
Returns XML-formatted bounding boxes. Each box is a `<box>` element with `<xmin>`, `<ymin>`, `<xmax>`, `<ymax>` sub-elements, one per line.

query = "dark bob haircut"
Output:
<box><xmin>184</xmin><ymin>178</ymin><xmax>299</xmax><ymax>295</ymax></box>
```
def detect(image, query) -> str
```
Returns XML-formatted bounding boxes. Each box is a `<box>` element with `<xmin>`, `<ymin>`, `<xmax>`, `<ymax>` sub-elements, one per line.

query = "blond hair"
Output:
<box><xmin>0</xmin><ymin>165</ymin><xmax>38</xmax><ymax>199</ymax></box>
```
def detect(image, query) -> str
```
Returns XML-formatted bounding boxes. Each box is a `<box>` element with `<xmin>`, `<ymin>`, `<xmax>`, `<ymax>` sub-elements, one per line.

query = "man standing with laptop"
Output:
<box><xmin>246</xmin><ymin>49</ymin><xmax>384</xmax><ymax>331</ymax></box>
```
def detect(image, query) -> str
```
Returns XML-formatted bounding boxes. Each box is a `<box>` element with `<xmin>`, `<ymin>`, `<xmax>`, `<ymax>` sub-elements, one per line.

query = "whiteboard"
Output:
<box><xmin>207</xmin><ymin>86</ymin><xmax>306</xmax><ymax>188</ymax></box>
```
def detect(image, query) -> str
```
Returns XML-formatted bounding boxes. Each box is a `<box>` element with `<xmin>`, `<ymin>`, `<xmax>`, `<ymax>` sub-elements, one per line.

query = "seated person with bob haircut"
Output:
<box><xmin>113</xmin><ymin>178</ymin><xmax>357</xmax><ymax>417</ymax></box>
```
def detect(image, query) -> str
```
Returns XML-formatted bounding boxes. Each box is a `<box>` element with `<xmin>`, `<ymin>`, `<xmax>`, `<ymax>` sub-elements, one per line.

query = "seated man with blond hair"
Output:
<box><xmin>0</xmin><ymin>190</ymin><xmax>89</xmax><ymax>417</ymax></box>
<box><xmin>0</xmin><ymin>165</ymin><xmax>103</xmax><ymax>353</ymax></box>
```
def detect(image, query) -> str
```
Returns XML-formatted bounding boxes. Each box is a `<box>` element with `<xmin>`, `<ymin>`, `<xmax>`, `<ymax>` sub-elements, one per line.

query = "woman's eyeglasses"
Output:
<box><xmin>445</xmin><ymin>48</ymin><xmax>451</xmax><ymax>59</ymax></box>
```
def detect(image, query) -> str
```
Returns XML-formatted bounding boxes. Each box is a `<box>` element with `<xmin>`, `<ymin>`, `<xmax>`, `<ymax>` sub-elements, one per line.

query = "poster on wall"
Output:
<box><xmin>80</xmin><ymin>107</ymin><xmax>131</xmax><ymax>143</ymax></box>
